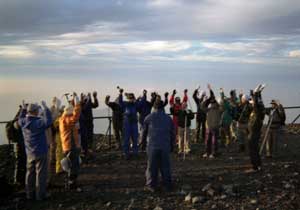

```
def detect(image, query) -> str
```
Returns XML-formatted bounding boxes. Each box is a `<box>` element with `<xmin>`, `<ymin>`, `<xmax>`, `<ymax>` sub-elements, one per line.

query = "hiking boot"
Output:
<box><xmin>209</xmin><ymin>154</ymin><xmax>215</xmax><ymax>159</ymax></box>
<box><xmin>144</xmin><ymin>186</ymin><xmax>156</xmax><ymax>193</ymax></box>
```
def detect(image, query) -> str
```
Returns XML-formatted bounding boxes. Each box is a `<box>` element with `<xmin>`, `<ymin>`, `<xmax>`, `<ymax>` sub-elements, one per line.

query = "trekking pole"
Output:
<box><xmin>183</xmin><ymin>114</ymin><xmax>187</xmax><ymax>161</ymax></box>
<box><xmin>259</xmin><ymin>110</ymin><xmax>274</xmax><ymax>155</ymax></box>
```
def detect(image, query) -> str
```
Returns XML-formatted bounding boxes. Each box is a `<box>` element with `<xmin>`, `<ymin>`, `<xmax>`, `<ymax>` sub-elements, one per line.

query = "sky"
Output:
<box><xmin>1</xmin><ymin>0</ymin><xmax>300</xmax><ymax>143</ymax></box>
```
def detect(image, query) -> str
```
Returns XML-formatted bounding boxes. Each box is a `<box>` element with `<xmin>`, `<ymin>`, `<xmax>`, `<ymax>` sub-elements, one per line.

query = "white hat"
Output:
<box><xmin>64</xmin><ymin>104</ymin><xmax>74</xmax><ymax>115</ymax></box>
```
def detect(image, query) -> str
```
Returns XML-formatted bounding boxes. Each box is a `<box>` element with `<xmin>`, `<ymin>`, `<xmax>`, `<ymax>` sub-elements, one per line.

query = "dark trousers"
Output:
<box><xmin>15</xmin><ymin>142</ymin><xmax>26</xmax><ymax>186</ymax></box>
<box><xmin>64</xmin><ymin>149</ymin><xmax>80</xmax><ymax>189</ymax></box>
<box><xmin>196</xmin><ymin>117</ymin><xmax>206</xmax><ymax>142</ymax></box>
<box><xmin>26</xmin><ymin>154</ymin><xmax>48</xmax><ymax>200</ymax></box>
<box><xmin>146</xmin><ymin>149</ymin><xmax>172</xmax><ymax>189</ymax></box>
<box><xmin>123</xmin><ymin>121</ymin><xmax>139</xmax><ymax>157</ymax></box>
<box><xmin>248</xmin><ymin>129</ymin><xmax>262</xmax><ymax>170</ymax></box>
<box><xmin>266</xmin><ymin>128</ymin><xmax>281</xmax><ymax>157</ymax></box>
<box><xmin>87</xmin><ymin>122</ymin><xmax>94</xmax><ymax>149</ymax></box>
<box><xmin>113</xmin><ymin>119</ymin><xmax>123</xmax><ymax>149</ymax></box>
<box><xmin>205</xmin><ymin>128</ymin><xmax>219</xmax><ymax>155</ymax></box>
<box><xmin>80</xmin><ymin>124</ymin><xmax>88</xmax><ymax>154</ymax></box>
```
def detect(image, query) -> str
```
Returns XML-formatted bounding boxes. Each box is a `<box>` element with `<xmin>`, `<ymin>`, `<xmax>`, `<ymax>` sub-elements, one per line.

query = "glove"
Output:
<box><xmin>105</xmin><ymin>95</ymin><xmax>110</xmax><ymax>101</ymax></box>
<box><xmin>172</xmin><ymin>89</ymin><xmax>177</xmax><ymax>95</ymax></box>
<box><xmin>143</xmin><ymin>89</ymin><xmax>147</xmax><ymax>95</ymax></box>
<box><xmin>164</xmin><ymin>92</ymin><xmax>169</xmax><ymax>98</ymax></box>
<box><xmin>151</xmin><ymin>92</ymin><xmax>156</xmax><ymax>98</ymax></box>
<box><xmin>74</xmin><ymin>94</ymin><xmax>80</xmax><ymax>105</ymax></box>
<box><xmin>41</xmin><ymin>100</ymin><xmax>47</xmax><ymax>109</ymax></box>
<box><xmin>119</xmin><ymin>88</ymin><xmax>124</xmax><ymax>94</ymax></box>
<box><xmin>93</xmin><ymin>91</ymin><xmax>97</xmax><ymax>98</ymax></box>
<box><xmin>22</xmin><ymin>100</ymin><xmax>27</xmax><ymax>109</ymax></box>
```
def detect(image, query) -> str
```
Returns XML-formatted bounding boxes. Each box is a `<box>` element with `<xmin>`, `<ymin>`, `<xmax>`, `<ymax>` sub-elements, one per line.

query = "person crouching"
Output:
<box><xmin>59</xmin><ymin>93</ymin><xmax>82</xmax><ymax>190</ymax></box>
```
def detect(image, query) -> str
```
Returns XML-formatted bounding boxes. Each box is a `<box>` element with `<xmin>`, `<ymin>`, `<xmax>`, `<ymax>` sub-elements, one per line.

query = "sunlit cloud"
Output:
<box><xmin>0</xmin><ymin>46</ymin><xmax>35</xmax><ymax>58</ymax></box>
<box><xmin>288</xmin><ymin>50</ymin><xmax>300</xmax><ymax>58</ymax></box>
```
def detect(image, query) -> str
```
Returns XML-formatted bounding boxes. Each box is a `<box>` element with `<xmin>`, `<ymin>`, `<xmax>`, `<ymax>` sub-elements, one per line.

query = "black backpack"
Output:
<box><xmin>5</xmin><ymin>121</ymin><xmax>17</xmax><ymax>143</ymax></box>
<box><xmin>278</xmin><ymin>107</ymin><xmax>286</xmax><ymax>125</ymax></box>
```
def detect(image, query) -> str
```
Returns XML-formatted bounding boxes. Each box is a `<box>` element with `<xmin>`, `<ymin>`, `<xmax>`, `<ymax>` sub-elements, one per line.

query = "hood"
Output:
<box><xmin>23</xmin><ymin>115</ymin><xmax>40</xmax><ymax>129</ymax></box>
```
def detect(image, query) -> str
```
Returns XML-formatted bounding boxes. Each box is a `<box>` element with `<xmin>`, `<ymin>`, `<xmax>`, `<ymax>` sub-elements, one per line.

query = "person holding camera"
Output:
<box><xmin>246</xmin><ymin>85</ymin><xmax>266</xmax><ymax>173</ymax></box>
<box><xmin>169</xmin><ymin>89</ymin><xmax>188</xmax><ymax>139</ymax></box>
<box><xmin>193</xmin><ymin>87</ymin><xmax>207</xmax><ymax>143</ymax></box>
<box><xmin>81</xmin><ymin>91</ymin><xmax>99</xmax><ymax>153</ymax></box>
<box><xmin>119</xmin><ymin>89</ymin><xmax>146</xmax><ymax>160</ymax></box>
<box><xmin>59</xmin><ymin>92</ymin><xmax>82</xmax><ymax>190</ymax></box>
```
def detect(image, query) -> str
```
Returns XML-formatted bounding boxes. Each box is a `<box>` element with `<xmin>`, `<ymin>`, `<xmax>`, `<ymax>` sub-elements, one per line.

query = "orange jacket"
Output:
<box><xmin>59</xmin><ymin>104</ymin><xmax>81</xmax><ymax>152</ymax></box>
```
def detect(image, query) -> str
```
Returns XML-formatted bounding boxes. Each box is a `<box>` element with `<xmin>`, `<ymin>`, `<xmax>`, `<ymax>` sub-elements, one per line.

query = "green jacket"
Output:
<box><xmin>220</xmin><ymin>92</ymin><xmax>233</xmax><ymax>126</ymax></box>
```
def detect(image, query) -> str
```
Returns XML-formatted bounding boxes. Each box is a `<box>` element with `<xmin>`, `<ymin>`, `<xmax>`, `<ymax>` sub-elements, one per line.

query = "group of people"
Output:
<box><xmin>6</xmin><ymin>84</ymin><xmax>286</xmax><ymax>199</ymax></box>
<box><xmin>6</xmin><ymin>92</ymin><xmax>99</xmax><ymax>200</ymax></box>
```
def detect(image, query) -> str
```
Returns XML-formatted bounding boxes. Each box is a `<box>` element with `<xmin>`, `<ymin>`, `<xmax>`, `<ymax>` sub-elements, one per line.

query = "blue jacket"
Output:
<box><xmin>142</xmin><ymin>109</ymin><xmax>175</xmax><ymax>152</ymax></box>
<box><xmin>119</xmin><ymin>94</ymin><xmax>146</xmax><ymax>124</ymax></box>
<box><xmin>138</xmin><ymin>100</ymin><xmax>152</xmax><ymax>125</ymax></box>
<box><xmin>18</xmin><ymin>108</ymin><xmax>53</xmax><ymax>157</ymax></box>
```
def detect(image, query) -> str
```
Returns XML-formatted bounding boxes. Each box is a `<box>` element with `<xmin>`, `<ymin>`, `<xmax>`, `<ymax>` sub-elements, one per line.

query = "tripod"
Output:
<box><xmin>259</xmin><ymin>110</ymin><xmax>275</xmax><ymax>155</ymax></box>
<box><xmin>104</xmin><ymin>117</ymin><xmax>112</xmax><ymax>150</ymax></box>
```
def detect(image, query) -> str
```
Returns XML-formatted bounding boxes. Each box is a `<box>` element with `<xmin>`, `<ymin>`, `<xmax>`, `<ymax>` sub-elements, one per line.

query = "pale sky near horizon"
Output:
<box><xmin>1</xmin><ymin>0</ymin><xmax>300</xmax><ymax>143</ymax></box>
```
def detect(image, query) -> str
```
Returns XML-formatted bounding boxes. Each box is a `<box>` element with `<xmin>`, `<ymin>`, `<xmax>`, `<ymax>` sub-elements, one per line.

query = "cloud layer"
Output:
<box><xmin>0</xmin><ymin>0</ymin><xmax>300</xmax><ymax>74</ymax></box>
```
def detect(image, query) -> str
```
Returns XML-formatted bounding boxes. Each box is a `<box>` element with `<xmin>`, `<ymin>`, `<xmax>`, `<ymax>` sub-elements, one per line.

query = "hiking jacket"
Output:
<box><xmin>119</xmin><ymin>94</ymin><xmax>146</xmax><ymax>124</ymax></box>
<box><xmin>142</xmin><ymin>109</ymin><xmax>175</xmax><ymax>152</ymax></box>
<box><xmin>59</xmin><ymin>104</ymin><xmax>81</xmax><ymax>152</ymax></box>
<box><xmin>192</xmin><ymin>90</ymin><xmax>206</xmax><ymax>121</ymax></box>
<box><xmin>18</xmin><ymin>108</ymin><xmax>52</xmax><ymax>157</ymax></box>
<box><xmin>177</xmin><ymin>109</ymin><xmax>194</xmax><ymax>128</ymax></box>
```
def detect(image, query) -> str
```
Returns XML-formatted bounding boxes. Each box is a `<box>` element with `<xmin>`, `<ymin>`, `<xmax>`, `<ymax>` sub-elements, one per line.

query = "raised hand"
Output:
<box><xmin>93</xmin><ymin>91</ymin><xmax>97</xmax><ymax>98</ymax></box>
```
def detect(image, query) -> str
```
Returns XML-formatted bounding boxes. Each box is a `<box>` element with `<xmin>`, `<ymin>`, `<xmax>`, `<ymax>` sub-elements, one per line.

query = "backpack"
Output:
<box><xmin>278</xmin><ymin>106</ymin><xmax>286</xmax><ymax>125</ymax></box>
<box><xmin>5</xmin><ymin>121</ymin><xmax>17</xmax><ymax>143</ymax></box>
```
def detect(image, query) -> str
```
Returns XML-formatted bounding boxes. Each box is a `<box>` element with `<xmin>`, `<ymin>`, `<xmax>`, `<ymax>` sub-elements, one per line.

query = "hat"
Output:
<box><xmin>126</xmin><ymin>93</ymin><xmax>135</xmax><ymax>100</ymax></box>
<box><xmin>153</xmin><ymin>99</ymin><xmax>164</xmax><ymax>110</ymax></box>
<box><xmin>200</xmin><ymin>90</ymin><xmax>206</xmax><ymax>97</ymax></box>
<box><xmin>242</xmin><ymin>94</ymin><xmax>250</xmax><ymax>101</ymax></box>
<box><xmin>270</xmin><ymin>99</ymin><xmax>277</xmax><ymax>105</ymax></box>
<box><xmin>27</xmin><ymin>103</ymin><xmax>39</xmax><ymax>113</ymax></box>
<box><xmin>64</xmin><ymin>105</ymin><xmax>74</xmax><ymax>115</ymax></box>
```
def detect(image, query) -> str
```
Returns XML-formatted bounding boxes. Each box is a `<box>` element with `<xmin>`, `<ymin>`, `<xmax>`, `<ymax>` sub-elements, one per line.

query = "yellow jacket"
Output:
<box><xmin>59</xmin><ymin>104</ymin><xmax>81</xmax><ymax>152</ymax></box>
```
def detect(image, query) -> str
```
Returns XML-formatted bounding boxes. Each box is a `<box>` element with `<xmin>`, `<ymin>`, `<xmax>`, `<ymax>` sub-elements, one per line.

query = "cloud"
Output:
<box><xmin>202</xmin><ymin>42</ymin><xmax>272</xmax><ymax>54</ymax></box>
<box><xmin>148</xmin><ymin>0</ymin><xmax>180</xmax><ymax>7</ymax></box>
<box><xmin>0</xmin><ymin>46</ymin><xmax>35</xmax><ymax>58</ymax></box>
<box><xmin>288</xmin><ymin>50</ymin><xmax>300</xmax><ymax>58</ymax></box>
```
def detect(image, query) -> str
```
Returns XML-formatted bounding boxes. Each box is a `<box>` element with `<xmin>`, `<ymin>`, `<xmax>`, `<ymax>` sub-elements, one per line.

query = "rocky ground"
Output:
<box><xmin>1</xmin><ymin>130</ymin><xmax>299</xmax><ymax>210</ymax></box>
